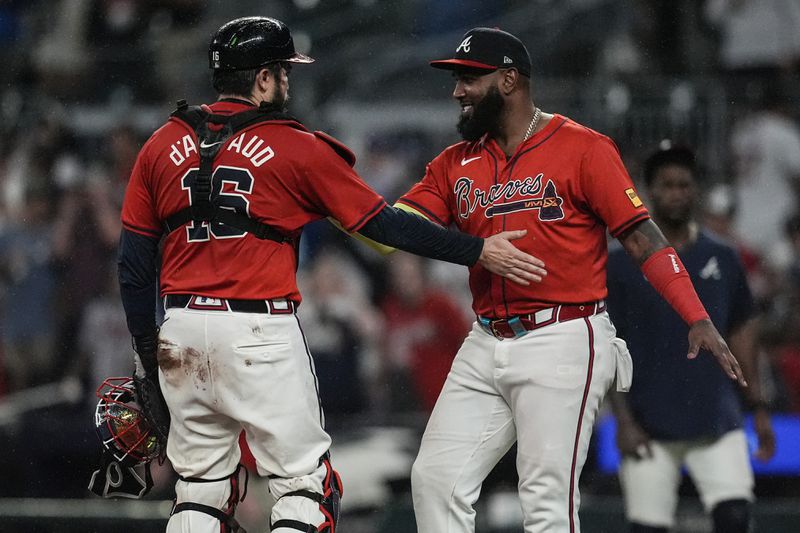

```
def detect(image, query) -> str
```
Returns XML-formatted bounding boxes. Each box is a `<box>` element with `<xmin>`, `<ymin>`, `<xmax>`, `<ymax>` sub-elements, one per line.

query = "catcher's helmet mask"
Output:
<box><xmin>209</xmin><ymin>16</ymin><xmax>314</xmax><ymax>71</ymax></box>
<box><xmin>94</xmin><ymin>377</ymin><xmax>162</xmax><ymax>467</ymax></box>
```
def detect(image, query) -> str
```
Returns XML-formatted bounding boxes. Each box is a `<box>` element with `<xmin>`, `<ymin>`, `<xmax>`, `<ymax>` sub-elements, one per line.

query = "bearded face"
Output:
<box><xmin>269</xmin><ymin>62</ymin><xmax>290</xmax><ymax>111</ymax></box>
<box><xmin>457</xmin><ymin>85</ymin><xmax>505</xmax><ymax>142</ymax></box>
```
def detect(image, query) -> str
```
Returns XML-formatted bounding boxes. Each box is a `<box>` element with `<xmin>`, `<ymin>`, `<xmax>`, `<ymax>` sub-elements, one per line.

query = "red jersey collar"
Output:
<box><xmin>481</xmin><ymin>113</ymin><xmax>564</xmax><ymax>159</ymax></box>
<box><xmin>209</xmin><ymin>98</ymin><xmax>257</xmax><ymax>114</ymax></box>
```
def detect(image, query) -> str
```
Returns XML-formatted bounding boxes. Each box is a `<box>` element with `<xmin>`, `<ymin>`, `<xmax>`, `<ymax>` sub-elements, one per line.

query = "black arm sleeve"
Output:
<box><xmin>118</xmin><ymin>228</ymin><xmax>160</xmax><ymax>337</ymax></box>
<box><xmin>359</xmin><ymin>205</ymin><xmax>483</xmax><ymax>266</ymax></box>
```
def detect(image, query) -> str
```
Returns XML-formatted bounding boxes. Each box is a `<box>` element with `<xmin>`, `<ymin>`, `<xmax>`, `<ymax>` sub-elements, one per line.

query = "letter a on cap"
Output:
<box><xmin>456</xmin><ymin>35</ymin><xmax>472</xmax><ymax>53</ymax></box>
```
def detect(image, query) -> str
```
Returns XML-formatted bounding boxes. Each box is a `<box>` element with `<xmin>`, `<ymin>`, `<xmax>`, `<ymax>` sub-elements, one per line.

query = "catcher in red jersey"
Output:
<box><xmin>117</xmin><ymin>17</ymin><xmax>545</xmax><ymax>533</ymax></box>
<box><xmin>399</xmin><ymin>28</ymin><xmax>748</xmax><ymax>533</ymax></box>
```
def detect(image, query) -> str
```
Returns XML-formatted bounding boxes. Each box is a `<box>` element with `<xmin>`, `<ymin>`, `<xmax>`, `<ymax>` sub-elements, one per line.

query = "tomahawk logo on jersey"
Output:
<box><xmin>396</xmin><ymin>115</ymin><xmax>649</xmax><ymax>318</ymax></box>
<box><xmin>121</xmin><ymin>100</ymin><xmax>386</xmax><ymax>302</ymax></box>
<box><xmin>453</xmin><ymin>173</ymin><xmax>565</xmax><ymax>220</ymax></box>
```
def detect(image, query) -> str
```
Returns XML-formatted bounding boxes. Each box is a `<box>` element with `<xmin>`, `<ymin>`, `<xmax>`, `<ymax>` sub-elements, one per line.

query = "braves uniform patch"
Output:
<box><xmin>625</xmin><ymin>187</ymin><xmax>643</xmax><ymax>208</ymax></box>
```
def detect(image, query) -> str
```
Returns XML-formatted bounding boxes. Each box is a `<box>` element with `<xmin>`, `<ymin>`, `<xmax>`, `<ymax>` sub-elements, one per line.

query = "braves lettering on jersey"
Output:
<box><xmin>121</xmin><ymin>100</ymin><xmax>386</xmax><ymax>302</ymax></box>
<box><xmin>397</xmin><ymin>115</ymin><xmax>649</xmax><ymax>318</ymax></box>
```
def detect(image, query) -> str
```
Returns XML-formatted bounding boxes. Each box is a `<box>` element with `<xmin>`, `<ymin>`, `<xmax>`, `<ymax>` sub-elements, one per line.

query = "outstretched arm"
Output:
<box><xmin>358</xmin><ymin>205</ymin><xmax>546</xmax><ymax>285</ymax></box>
<box><xmin>617</xmin><ymin>219</ymin><xmax>746</xmax><ymax>385</ymax></box>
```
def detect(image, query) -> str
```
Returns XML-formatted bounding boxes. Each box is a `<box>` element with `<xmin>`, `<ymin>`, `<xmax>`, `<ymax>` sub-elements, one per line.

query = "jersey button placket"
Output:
<box><xmin>489</xmin><ymin>153</ymin><xmax>508</xmax><ymax>319</ymax></box>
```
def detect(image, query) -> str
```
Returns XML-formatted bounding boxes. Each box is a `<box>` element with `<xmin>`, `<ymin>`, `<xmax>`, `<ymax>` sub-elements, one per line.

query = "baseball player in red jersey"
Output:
<box><xmin>117</xmin><ymin>18</ymin><xmax>545</xmax><ymax>533</ymax></box>
<box><xmin>398</xmin><ymin>28</ymin><xmax>748</xmax><ymax>533</ymax></box>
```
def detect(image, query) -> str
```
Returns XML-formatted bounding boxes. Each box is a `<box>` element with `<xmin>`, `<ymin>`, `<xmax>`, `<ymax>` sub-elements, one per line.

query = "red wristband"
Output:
<box><xmin>640</xmin><ymin>247</ymin><xmax>710</xmax><ymax>325</ymax></box>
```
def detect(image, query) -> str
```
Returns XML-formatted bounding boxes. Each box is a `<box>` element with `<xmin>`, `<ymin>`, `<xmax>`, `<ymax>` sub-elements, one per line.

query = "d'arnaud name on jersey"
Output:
<box><xmin>454</xmin><ymin>173</ymin><xmax>564</xmax><ymax>221</ymax></box>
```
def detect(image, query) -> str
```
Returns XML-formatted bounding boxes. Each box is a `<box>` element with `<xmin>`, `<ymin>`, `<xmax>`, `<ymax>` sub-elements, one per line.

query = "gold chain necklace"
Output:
<box><xmin>523</xmin><ymin>107</ymin><xmax>541</xmax><ymax>141</ymax></box>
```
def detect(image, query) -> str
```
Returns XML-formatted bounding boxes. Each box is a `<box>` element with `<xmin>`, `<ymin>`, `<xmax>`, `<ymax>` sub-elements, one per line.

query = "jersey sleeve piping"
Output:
<box><xmin>394</xmin><ymin>198</ymin><xmax>447</xmax><ymax>226</ymax></box>
<box><xmin>394</xmin><ymin>202</ymin><xmax>431</xmax><ymax>220</ymax></box>
<box><xmin>609</xmin><ymin>212</ymin><xmax>651</xmax><ymax>238</ymax></box>
<box><xmin>346</xmin><ymin>198</ymin><xmax>388</xmax><ymax>233</ymax></box>
<box><xmin>122</xmin><ymin>221</ymin><xmax>162</xmax><ymax>239</ymax></box>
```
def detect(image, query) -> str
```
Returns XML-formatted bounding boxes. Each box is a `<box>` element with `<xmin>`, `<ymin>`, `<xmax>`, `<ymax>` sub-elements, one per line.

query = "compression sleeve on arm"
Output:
<box><xmin>328</xmin><ymin>217</ymin><xmax>397</xmax><ymax>255</ymax></box>
<box><xmin>640</xmin><ymin>247</ymin><xmax>710</xmax><ymax>325</ymax></box>
<box><xmin>118</xmin><ymin>228</ymin><xmax>161</xmax><ymax>337</ymax></box>
<box><xmin>358</xmin><ymin>205</ymin><xmax>483</xmax><ymax>266</ymax></box>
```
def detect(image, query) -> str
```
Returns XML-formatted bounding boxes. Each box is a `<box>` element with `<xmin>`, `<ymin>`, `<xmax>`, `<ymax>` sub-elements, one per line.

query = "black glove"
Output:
<box><xmin>132</xmin><ymin>330</ymin><xmax>170</xmax><ymax>455</ymax></box>
<box><xmin>133</xmin><ymin>332</ymin><xmax>159</xmax><ymax>375</ymax></box>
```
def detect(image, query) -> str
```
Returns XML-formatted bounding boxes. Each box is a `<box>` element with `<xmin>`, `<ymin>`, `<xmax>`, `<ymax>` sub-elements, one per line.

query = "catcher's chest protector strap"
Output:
<box><xmin>163</xmin><ymin>100</ymin><xmax>296</xmax><ymax>243</ymax></box>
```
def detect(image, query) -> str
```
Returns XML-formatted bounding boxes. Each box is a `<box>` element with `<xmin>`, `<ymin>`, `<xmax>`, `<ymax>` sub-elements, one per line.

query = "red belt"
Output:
<box><xmin>478</xmin><ymin>300</ymin><xmax>606</xmax><ymax>340</ymax></box>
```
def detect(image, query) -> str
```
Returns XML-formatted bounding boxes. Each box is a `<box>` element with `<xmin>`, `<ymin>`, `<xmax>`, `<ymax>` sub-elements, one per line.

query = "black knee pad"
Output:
<box><xmin>712</xmin><ymin>498</ymin><xmax>750</xmax><ymax>533</ymax></box>
<box><xmin>630</xmin><ymin>522</ymin><xmax>668</xmax><ymax>533</ymax></box>
<box><xmin>271</xmin><ymin>456</ymin><xmax>343</xmax><ymax>533</ymax></box>
<box><xmin>171</xmin><ymin>464</ymin><xmax>249</xmax><ymax>533</ymax></box>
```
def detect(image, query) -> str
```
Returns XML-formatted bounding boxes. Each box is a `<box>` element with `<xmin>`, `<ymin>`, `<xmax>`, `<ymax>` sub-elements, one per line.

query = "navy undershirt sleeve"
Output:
<box><xmin>118</xmin><ymin>228</ymin><xmax>160</xmax><ymax>337</ymax></box>
<box><xmin>359</xmin><ymin>205</ymin><xmax>483</xmax><ymax>266</ymax></box>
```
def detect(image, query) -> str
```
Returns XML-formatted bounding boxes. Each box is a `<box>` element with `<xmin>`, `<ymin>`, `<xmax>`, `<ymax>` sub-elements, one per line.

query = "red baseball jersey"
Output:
<box><xmin>121</xmin><ymin>100</ymin><xmax>386</xmax><ymax>302</ymax></box>
<box><xmin>396</xmin><ymin>114</ymin><xmax>649</xmax><ymax>318</ymax></box>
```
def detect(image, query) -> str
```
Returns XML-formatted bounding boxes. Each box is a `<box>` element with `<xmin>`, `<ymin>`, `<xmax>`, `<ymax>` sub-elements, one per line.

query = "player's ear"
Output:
<box><xmin>500</xmin><ymin>68</ymin><xmax>519</xmax><ymax>95</ymax></box>
<box><xmin>254</xmin><ymin>67</ymin><xmax>272</xmax><ymax>93</ymax></box>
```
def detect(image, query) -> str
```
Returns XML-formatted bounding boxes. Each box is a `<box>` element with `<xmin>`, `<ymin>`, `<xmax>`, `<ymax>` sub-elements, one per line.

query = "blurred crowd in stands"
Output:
<box><xmin>1</xmin><ymin>0</ymin><xmax>800</xmax><ymax>509</ymax></box>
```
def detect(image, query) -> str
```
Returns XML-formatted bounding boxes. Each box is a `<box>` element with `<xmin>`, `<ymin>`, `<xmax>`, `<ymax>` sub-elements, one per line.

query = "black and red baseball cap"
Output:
<box><xmin>430</xmin><ymin>27</ymin><xmax>531</xmax><ymax>77</ymax></box>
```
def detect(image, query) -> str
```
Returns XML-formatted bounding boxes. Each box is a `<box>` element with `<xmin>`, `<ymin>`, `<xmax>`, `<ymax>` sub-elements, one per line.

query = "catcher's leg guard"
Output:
<box><xmin>269</xmin><ymin>456</ymin><xmax>343</xmax><ymax>533</ymax></box>
<box><xmin>167</xmin><ymin>465</ymin><xmax>248</xmax><ymax>533</ymax></box>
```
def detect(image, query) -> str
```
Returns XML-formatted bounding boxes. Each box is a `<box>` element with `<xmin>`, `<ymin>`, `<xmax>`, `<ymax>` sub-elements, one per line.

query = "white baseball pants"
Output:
<box><xmin>157</xmin><ymin>306</ymin><xmax>332</xmax><ymax>532</ymax></box>
<box><xmin>412</xmin><ymin>312</ymin><xmax>619</xmax><ymax>533</ymax></box>
<box><xmin>620</xmin><ymin>429</ymin><xmax>755</xmax><ymax>528</ymax></box>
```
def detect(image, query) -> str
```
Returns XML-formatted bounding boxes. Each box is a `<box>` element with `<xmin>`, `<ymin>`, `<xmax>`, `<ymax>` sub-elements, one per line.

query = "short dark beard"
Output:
<box><xmin>266</xmin><ymin>63</ymin><xmax>289</xmax><ymax>111</ymax></box>
<box><xmin>457</xmin><ymin>86</ymin><xmax>505</xmax><ymax>141</ymax></box>
<box><xmin>271</xmin><ymin>88</ymin><xmax>288</xmax><ymax>111</ymax></box>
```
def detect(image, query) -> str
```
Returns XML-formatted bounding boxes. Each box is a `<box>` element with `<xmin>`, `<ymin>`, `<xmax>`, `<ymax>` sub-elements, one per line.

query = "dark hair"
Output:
<box><xmin>643</xmin><ymin>141</ymin><xmax>697</xmax><ymax>187</ymax></box>
<box><xmin>211</xmin><ymin>62</ymin><xmax>283</xmax><ymax>96</ymax></box>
